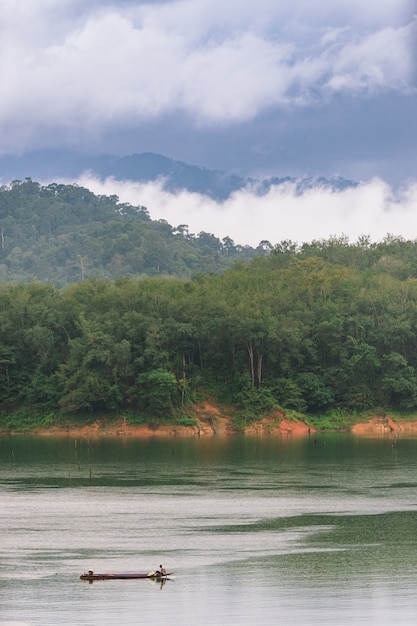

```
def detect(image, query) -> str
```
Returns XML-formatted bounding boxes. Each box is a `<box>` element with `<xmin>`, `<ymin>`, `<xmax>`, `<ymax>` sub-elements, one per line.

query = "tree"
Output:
<box><xmin>137</xmin><ymin>368</ymin><xmax>180</xmax><ymax>413</ymax></box>
<box><xmin>381</xmin><ymin>353</ymin><xmax>417</xmax><ymax>410</ymax></box>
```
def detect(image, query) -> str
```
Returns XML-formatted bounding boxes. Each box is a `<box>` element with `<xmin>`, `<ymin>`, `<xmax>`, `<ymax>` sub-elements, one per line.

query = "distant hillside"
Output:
<box><xmin>0</xmin><ymin>179</ymin><xmax>263</xmax><ymax>284</ymax></box>
<box><xmin>0</xmin><ymin>150</ymin><xmax>358</xmax><ymax>200</ymax></box>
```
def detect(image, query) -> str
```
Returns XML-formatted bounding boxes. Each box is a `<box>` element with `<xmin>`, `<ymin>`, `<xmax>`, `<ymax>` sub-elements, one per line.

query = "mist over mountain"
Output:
<box><xmin>0</xmin><ymin>151</ymin><xmax>358</xmax><ymax>200</ymax></box>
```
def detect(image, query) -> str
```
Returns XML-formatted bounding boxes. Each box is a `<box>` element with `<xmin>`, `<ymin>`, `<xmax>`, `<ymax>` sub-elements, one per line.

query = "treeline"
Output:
<box><xmin>3</xmin><ymin>238</ymin><xmax>417</xmax><ymax>426</ymax></box>
<box><xmin>0</xmin><ymin>179</ymin><xmax>264</xmax><ymax>284</ymax></box>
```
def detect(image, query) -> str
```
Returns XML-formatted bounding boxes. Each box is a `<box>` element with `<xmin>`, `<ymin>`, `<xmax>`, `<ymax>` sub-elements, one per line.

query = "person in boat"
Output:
<box><xmin>157</xmin><ymin>565</ymin><xmax>166</xmax><ymax>576</ymax></box>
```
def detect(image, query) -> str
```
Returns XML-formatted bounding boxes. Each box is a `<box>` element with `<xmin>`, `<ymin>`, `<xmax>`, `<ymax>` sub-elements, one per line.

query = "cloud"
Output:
<box><xmin>66</xmin><ymin>173</ymin><xmax>417</xmax><ymax>248</ymax></box>
<box><xmin>324</xmin><ymin>23</ymin><xmax>415</xmax><ymax>93</ymax></box>
<box><xmin>0</xmin><ymin>0</ymin><xmax>415</xmax><ymax>154</ymax></box>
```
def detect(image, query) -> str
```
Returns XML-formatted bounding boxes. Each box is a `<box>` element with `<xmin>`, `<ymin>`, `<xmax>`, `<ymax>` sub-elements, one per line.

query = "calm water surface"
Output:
<box><xmin>1</xmin><ymin>433</ymin><xmax>417</xmax><ymax>625</ymax></box>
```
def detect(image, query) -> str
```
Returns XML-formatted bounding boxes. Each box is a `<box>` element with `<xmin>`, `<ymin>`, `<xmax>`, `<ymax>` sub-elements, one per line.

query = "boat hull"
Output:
<box><xmin>80</xmin><ymin>572</ymin><xmax>173</xmax><ymax>581</ymax></box>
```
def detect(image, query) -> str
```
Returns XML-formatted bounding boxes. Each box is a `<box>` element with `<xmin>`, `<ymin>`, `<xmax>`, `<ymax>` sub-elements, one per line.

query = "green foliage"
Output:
<box><xmin>381</xmin><ymin>353</ymin><xmax>417</xmax><ymax>409</ymax></box>
<box><xmin>171</xmin><ymin>411</ymin><xmax>198</xmax><ymax>427</ymax></box>
<box><xmin>137</xmin><ymin>368</ymin><xmax>180</xmax><ymax>413</ymax></box>
<box><xmin>307</xmin><ymin>409</ymin><xmax>364</xmax><ymax>431</ymax></box>
<box><xmin>121</xmin><ymin>412</ymin><xmax>149</xmax><ymax>426</ymax></box>
<box><xmin>0</xmin><ymin>180</ymin><xmax>260</xmax><ymax>284</ymax></box>
<box><xmin>295</xmin><ymin>372</ymin><xmax>334</xmax><ymax>412</ymax></box>
<box><xmin>3</xmin><ymin>208</ymin><xmax>417</xmax><ymax>426</ymax></box>
<box><xmin>232</xmin><ymin>379</ymin><xmax>277</xmax><ymax>415</ymax></box>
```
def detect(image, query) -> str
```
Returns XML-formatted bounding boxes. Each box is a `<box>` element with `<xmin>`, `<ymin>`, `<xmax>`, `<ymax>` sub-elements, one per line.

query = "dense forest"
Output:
<box><xmin>0</xmin><ymin>179</ymin><xmax>265</xmax><ymax>284</ymax></box>
<box><xmin>2</xmin><ymin>225</ymin><xmax>417</xmax><ymax>428</ymax></box>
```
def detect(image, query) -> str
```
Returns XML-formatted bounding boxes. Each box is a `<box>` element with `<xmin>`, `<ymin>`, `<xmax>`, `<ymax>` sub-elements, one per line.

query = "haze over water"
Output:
<box><xmin>1</xmin><ymin>434</ymin><xmax>417</xmax><ymax>625</ymax></box>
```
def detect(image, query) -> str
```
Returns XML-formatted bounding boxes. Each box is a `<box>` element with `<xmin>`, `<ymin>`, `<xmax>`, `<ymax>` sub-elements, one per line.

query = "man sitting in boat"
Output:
<box><xmin>157</xmin><ymin>565</ymin><xmax>166</xmax><ymax>576</ymax></box>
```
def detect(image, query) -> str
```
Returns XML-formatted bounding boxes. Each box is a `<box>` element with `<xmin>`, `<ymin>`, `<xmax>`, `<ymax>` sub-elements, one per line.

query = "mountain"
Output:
<box><xmin>0</xmin><ymin>151</ymin><xmax>358</xmax><ymax>200</ymax></box>
<box><xmin>0</xmin><ymin>179</ymin><xmax>262</xmax><ymax>285</ymax></box>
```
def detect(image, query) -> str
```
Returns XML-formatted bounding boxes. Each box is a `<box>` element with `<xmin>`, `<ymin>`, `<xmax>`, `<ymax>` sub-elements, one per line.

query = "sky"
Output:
<box><xmin>1</xmin><ymin>0</ymin><xmax>417</xmax><ymax>246</ymax></box>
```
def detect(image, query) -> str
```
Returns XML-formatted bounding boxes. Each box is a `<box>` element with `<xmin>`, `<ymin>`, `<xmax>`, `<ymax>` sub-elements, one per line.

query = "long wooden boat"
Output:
<box><xmin>80</xmin><ymin>572</ymin><xmax>173</xmax><ymax>581</ymax></box>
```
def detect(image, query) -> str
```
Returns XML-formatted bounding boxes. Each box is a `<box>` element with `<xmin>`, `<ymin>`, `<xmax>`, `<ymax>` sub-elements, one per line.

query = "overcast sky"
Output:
<box><xmin>1</xmin><ymin>0</ymin><xmax>417</xmax><ymax>246</ymax></box>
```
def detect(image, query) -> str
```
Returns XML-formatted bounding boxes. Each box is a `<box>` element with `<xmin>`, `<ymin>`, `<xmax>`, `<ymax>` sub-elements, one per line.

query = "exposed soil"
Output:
<box><xmin>351</xmin><ymin>415</ymin><xmax>417</xmax><ymax>437</ymax></box>
<box><xmin>244</xmin><ymin>410</ymin><xmax>313</xmax><ymax>437</ymax></box>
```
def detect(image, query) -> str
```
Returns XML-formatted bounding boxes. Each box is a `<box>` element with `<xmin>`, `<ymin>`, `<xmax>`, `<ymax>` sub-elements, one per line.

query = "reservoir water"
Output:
<box><xmin>1</xmin><ymin>433</ymin><xmax>417</xmax><ymax>625</ymax></box>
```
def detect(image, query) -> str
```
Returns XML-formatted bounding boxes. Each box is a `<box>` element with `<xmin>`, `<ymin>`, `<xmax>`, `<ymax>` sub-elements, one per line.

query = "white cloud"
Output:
<box><xmin>67</xmin><ymin>174</ymin><xmax>417</xmax><ymax>248</ymax></box>
<box><xmin>325</xmin><ymin>24</ymin><xmax>414</xmax><ymax>93</ymax></box>
<box><xmin>0</xmin><ymin>0</ymin><xmax>415</xmax><ymax>153</ymax></box>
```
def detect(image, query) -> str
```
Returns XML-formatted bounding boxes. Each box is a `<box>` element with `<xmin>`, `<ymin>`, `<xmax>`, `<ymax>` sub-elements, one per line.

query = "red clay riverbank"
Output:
<box><xmin>31</xmin><ymin>403</ymin><xmax>314</xmax><ymax>439</ymax></box>
<box><xmin>351</xmin><ymin>415</ymin><xmax>417</xmax><ymax>437</ymax></box>
<box><xmin>10</xmin><ymin>401</ymin><xmax>417</xmax><ymax>439</ymax></box>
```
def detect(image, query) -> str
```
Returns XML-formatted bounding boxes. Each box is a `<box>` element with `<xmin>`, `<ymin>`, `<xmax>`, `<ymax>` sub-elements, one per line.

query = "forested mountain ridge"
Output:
<box><xmin>0</xmin><ymin>150</ymin><xmax>358</xmax><ymax>200</ymax></box>
<box><xmin>3</xmin><ymin>233</ymin><xmax>417</xmax><ymax>429</ymax></box>
<box><xmin>0</xmin><ymin>179</ymin><xmax>262</xmax><ymax>284</ymax></box>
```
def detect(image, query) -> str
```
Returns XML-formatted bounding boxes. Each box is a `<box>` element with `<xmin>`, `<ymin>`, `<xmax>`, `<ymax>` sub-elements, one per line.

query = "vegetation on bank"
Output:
<box><xmin>2</xmin><ymin>401</ymin><xmax>416</xmax><ymax>436</ymax></box>
<box><xmin>3</xmin><ymin>181</ymin><xmax>417</xmax><ymax>431</ymax></box>
<box><xmin>3</xmin><ymin>233</ymin><xmax>417</xmax><ymax>430</ymax></box>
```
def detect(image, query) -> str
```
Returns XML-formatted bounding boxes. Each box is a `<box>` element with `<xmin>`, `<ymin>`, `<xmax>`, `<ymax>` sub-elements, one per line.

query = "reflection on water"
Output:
<box><xmin>0</xmin><ymin>434</ymin><xmax>417</xmax><ymax>625</ymax></box>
